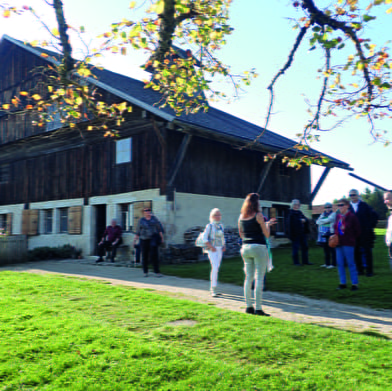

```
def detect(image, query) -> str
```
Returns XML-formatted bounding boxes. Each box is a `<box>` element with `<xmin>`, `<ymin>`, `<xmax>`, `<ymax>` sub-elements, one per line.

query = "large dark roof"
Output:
<box><xmin>0</xmin><ymin>34</ymin><xmax>351</xmax><ymax>169</ymax></box>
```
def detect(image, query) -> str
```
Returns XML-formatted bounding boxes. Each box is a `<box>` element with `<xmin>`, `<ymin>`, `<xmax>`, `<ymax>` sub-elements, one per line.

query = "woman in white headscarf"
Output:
<box><xmin>203</xmin><ymin>208</ymin><xmax>226</xmax><ymax>297</ymax></box>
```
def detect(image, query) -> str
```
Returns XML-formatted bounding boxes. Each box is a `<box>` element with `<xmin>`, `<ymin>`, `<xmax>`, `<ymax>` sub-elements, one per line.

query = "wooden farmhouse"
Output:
<box><xmin>0</xmin><ymin>35</ymin><xmax>351</xmax><ymax>256</ymax></box>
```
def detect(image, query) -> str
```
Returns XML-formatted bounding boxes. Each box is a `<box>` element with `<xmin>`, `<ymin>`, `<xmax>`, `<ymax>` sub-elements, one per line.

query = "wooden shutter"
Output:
<box><xmin>29</xmin><ymin>210</ymin><xmax>39</xmax><ymax>236</ymax></box>
<box><xmin>68</xmin><ymin>206</ymin><xmax>83</xmax><ymax>234</ymax></box>
<box><xmin>21</xmin><ymin>210</ymin><xmax>30</xmax><ymax>235</ymax></box>
<box><xmin>6</xmin><ymin>213</ymin><xmax>12</xmax><ymax>234</ymax></box>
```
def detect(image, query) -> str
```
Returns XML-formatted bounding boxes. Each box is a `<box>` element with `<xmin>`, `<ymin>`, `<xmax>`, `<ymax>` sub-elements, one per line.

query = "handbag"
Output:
<box><xmin>328</xmin><ymin>234</ymin><xmax>339</xmax><ymax>248</ymax></box>
<box><xmin>195</xmin><ymin>224</ymin><xmax>212</xmax><ymax>248</ymax></box>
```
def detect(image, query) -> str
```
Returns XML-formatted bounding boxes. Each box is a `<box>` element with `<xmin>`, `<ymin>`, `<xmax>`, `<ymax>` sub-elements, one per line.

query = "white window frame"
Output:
<box><xmin>116</xmin><ymin>137</ymin><xmax>132</xmax><ymax>164</ymax></box>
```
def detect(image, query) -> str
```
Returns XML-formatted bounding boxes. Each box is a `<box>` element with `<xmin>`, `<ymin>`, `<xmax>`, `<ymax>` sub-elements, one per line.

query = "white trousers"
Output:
<box><xmin>208</xmin><ymin>247</ymin><xmax>223</xmax><ymax>288</ymax></box>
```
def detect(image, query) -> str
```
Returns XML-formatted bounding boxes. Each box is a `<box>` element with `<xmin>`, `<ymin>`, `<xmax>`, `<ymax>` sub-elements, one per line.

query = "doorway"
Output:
<box><xmin>95</xmin><ymin>204</ymin><xmax>107</xmax><ymax>253</ymax></box>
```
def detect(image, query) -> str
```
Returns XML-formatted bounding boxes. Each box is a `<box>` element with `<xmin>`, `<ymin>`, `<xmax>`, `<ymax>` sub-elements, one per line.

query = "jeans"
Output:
<box><xmin>140</xmin><ymin>239</ymin><xmax>160</xmax><ymax>274</ymax></box>
<box><xmin>336</xmin><ymin>245</ymin><xmax>358</xmax><ymax>285</ymax></box>
<box><xmin>291</xmin><ymin>236</ymin><xmax>309</xmax><ymax>265</ymax></box>
<box><xmin>241</xmin><ymin>244</ymin><xmax>268</xmax><ymax>310</ymax></box>
<box><xmin>207</xmin><ymin>247</ymin><xmax>223</xmax><ymax>289</ymax></box>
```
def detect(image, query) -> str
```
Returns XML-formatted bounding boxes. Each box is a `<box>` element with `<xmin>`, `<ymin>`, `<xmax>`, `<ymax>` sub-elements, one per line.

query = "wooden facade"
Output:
<box><xmin>0</xmin><ymin>36</ymin><xmax>311</xmax><ymax>208</ymax></box>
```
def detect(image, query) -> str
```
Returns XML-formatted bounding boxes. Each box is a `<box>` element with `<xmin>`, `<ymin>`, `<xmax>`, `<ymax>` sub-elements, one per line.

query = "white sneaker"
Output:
<box><xmin>320</xmin><ymin>264</ymin><xmax>327</xmax><ymax>268</ymax></box>
<box><xmin>210</xmin><ymin>288</ymin><xmax>218</xmax><ymax>297</ymax></box>
<box><xmin>326</xmin><ymin>265</ymin><xmax>335</xmax><ymax>269</ymax></box>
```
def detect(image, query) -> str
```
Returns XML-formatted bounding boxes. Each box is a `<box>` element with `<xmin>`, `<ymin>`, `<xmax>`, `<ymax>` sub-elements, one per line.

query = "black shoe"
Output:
<box><xmin>351</xmin><ymin>285</ymin><xmax>359</xmax><ymax>291</ymax></box>
<box><xmin>245</xmin><ymin>307</ymin><xmax>255</xmax><ymax>314</ymax></box>
<box><xmin>303</xmin><ymin>262</ymin><xmax>314</xmax><ymax>265</ymax></box>
<box><xmin>293</xmin><ymin>264</ymin><xmax>303</xmax><ymax>266</ymax></box>
<box><xmin>336</xmin><ymin>284</ymin><xmax>347</xmax><ymax>290</ymax></box>
<box><xmin>358</xmin><ymin>271</ymin><xmax>365</xmax><ymax>276</ymax></box>
<box><xmin>255</xmin><ymin>310</ymin><xmax>270</xmax><ymax>317</ymax></box>
<box><xmin>366</xmin><ymin>273</ymin><xmax>373</xmax><ymax>277</ymax></box>
<box><xmin>96</xmin><ymin>258</ymin><xmax>103</xmax><ymax>263</ymax></box>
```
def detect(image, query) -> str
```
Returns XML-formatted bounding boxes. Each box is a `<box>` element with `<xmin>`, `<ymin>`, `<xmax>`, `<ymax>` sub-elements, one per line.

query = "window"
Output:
<box><xmin>43</xmin><ymin>209</ymin><xmax>53</xmax><ymax>234</ymax></box>
<box><xmin>59</xmin><ymin>208</ymin><xmax>68</xmax><ymax>233</ymax></box>
<box><xmin>0</xmin><ymin>164</ymin><xmax>10</xmax><ymax>184</ymax></box>
<box><xmin>119</xmin><ymin>204</ymin><xmax>131</xmax><ymax>231</ymax></box>
<box><xmin>270</xmin><ymin>205</ymin><xmax>289</xmax><ymax>237</ymax></box>
<box><xmin>116</xmin><ymin>137</ymin><xmax>132</xmax><ymax>164</ymax></box>
<box><xmin>131</xmin><ymin>201</ymin><xmax>152</xmax><ymax>232</ymax></box>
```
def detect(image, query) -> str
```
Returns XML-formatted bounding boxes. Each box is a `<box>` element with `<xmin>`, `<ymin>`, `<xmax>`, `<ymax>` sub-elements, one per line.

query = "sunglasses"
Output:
<box><xmin>337</xmin><ymin>203</ymin><xmax>345</xmax><ymax>207</ymax></box>
<box><xmin>143</xmin><ymin>209</ymin><xmax>151</xmax><ymax>212</ymax></box>
<box><xmin>325</xmin><ymin>206</ymin><xmax>332</xmax><ymax>209</ymax></box>
<box><xmin>349</xmin><ymin>194</ymin><xmax>357</xmax><ymax>197</ymax></box>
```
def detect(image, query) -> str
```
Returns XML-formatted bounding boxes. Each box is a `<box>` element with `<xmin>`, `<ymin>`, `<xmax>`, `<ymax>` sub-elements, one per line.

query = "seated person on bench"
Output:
<box><xmin>96</xmin><ymin>219</ymin><xmax>122</xmax><ymax>263</ymax></box>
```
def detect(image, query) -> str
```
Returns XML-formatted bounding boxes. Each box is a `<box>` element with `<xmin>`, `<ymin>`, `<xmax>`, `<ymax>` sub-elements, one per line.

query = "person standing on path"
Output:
<box><xmin>286</xmin><ymin>199</ymin><xmax>312</xmax><ymax>266</ymax></box>
<box><xmin>203</xmin><ymin>208</ymin><xmax>226</xmax><ymax>297</ymax></box>
<box><xmin>238</xmin><ymin>193</ymin><xmax>276</xmax><ymax>316</ymax></box>
<box><xmin>133</xmin><ymin>208</ymin><xmax>164</xmax><ymax>277</ymax></box>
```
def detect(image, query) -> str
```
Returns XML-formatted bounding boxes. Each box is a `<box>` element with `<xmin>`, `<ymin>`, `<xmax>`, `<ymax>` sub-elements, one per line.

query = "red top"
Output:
<box><xmin>333</xmin><ymin>211</ymin><xmax>361</xmax><ymax>247</ymax></box>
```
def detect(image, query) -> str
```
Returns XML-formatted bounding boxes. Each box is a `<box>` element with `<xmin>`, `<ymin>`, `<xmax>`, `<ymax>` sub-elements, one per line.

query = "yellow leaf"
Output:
<box><xmin>26</xmin><ymin>105</ymin><xmax>33</xmax><ymax>110</ymax></box>
<box><xmin>352</xmin><ymin>83</ymin><xmax>359</xmax><ymax>88</ymax></box>
<box><xmin>51</xmin><ymin>28</ymin><xmax>59</xmax><ymax>36</ymax></box>
<box><xmin>129</xmin><ymin>1</ymin><xmax>136</xmax><ymax>8</ymax></box>
<box><xmin>3</xmin><ymin>9</ymin><xmax>10</xmax><ymax>18</ymax></box>
<box><xmin>48</xmin><ymin>86</ymin><xmax>53</xmax><ymax>92</ymax></box>
<box><xmin>386</xmin><ymin>0</ymin><xmax>392</xmax><ymax>4</ymax></box>
<box><xmin>2</xmin><ymin>104</ymin><xmax>10</xmax><ymax>110</ymax></box>
<box><xmin>70</xmin><ymin>123</ymin><xmax>76</xmax><ymax>128</ymax></box>
<box><xmin>32</xmin><ymin>94</ymin><xmax>41</xmax><ymax>101</ymax></box>
<box><xmin>20</xmin><ymin>91</ymin><xmax>29</xmax><ymax>96</ymax></box>
<box><xmin>387</xmin><ymin>6</ymin><xmax>392</xmax><ymax>13</ymax></box>
<box><xmin>41</xmin><ymin>53</ymin><xmax>49</xmax><ymax>58</ymax></box>
<box><xmin>30</xmin><ymin>40</ymin><xmax>39</xmax><ymax>47</ymax></box>
<box><xmin>87</xmin><ymin>126</ymin><xmax>93</xmax><ymax>131</ymax></box>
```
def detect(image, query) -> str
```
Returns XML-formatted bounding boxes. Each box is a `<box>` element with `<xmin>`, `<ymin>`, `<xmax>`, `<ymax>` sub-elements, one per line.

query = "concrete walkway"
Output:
<box><xmin>3</xmin><ymin>259</ymin><xmax>392</xmax><ymax>338</ymax></box>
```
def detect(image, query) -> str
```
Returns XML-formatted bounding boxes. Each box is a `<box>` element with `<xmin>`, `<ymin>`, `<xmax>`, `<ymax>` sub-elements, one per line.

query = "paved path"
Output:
<box><xmin>3</xmin><ymin>259</ymin><xmax>392</xmax><ymax>338</ymax></box>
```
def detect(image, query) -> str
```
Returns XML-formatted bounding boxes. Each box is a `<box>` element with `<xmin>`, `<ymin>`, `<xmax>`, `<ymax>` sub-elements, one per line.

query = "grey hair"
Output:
<box><xmin>209</xmin><ymin>208</ymin><xmax>221</xmax><ymax>223</ymax></box>
<box><xmin>291</xmin><ymin>199</ymin><xmax>300</xmax><ymax>208</ymax></box>
<box><xmin>349</xmin><ymin>189</ymin><xmax>359</xmax><ymax>196</ymax></box>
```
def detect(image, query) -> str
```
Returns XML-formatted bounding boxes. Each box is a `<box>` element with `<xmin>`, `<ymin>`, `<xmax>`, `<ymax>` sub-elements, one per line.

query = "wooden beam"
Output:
<box><xmin>167</xmin><ymin>133</ymin><xmax>192</xmax><ymax>188</ymax></box>
<box><xmin>152</xmin><ymin>118</ymin><xmax>166</xmax><ymax>147</ymax></box>
<box><xmin>310</xmin><ymin>167</ymin><xmax>331</xmax><ymax>203</ymax></box>
<box><xmin>257</xmin><ymin>160</ymin><xmax>273</xmax><ymax>194</ymax></box>
<box><xmin>348</xmin><ymin>173</ymin><xmax>389</xmax><ymax>191</ymax></box>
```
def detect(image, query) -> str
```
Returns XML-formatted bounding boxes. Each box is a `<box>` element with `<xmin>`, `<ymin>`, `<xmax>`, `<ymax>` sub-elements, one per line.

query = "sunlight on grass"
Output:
<box><xmin>0</xmin><ymin>272</ymin><xmax>391</xmax><ymax>390</ymax></box>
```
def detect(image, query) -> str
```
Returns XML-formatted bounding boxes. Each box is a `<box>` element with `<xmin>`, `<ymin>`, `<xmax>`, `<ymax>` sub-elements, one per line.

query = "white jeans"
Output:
<box><xmin>208</xmin><ymin>247</ymin><xmax>223</xmax><ymax>289</ymax></box>
<box><xmin>241</xmin><ymin>244</ymin><xmax>268</xmax><ymax>310</ymax></box>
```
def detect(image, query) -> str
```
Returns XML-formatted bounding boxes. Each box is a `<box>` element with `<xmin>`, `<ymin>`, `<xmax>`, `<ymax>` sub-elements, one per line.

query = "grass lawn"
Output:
<box><xmin>0</xmin><ymin>272</ymin><xmax>392</xmax><ymax>390</ymax></box>
<box><xmin>161</xmin><ymin>229</ymin><xmax>392</xmax><ymax>309</ymax></box>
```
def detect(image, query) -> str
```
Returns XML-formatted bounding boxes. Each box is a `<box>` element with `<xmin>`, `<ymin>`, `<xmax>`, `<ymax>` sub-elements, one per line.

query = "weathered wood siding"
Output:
<box><xmin>166</xmin><ymin>132</ymin><xmax>311</xmax><ymax>203</ymax></box>
<box><xmin>0</xmin><ymin>42</ymin><xmax>49</xmax><ymax>144</ymax></box>
<box><xmin>0</xmin><ymin>127</ymin><xmax>164</xmax><ymax>205</ymax></box>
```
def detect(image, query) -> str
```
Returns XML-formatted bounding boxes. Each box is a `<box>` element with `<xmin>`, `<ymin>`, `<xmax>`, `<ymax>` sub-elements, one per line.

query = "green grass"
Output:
<box><xmin>0</xmin><ymin>272</ymin><xmax>392</xmax><ymax>390</ymax></box>
<box><xmin>162</xmin><ymin>229</ymin><xmax>392</xmax><ymax>309</ymax></box>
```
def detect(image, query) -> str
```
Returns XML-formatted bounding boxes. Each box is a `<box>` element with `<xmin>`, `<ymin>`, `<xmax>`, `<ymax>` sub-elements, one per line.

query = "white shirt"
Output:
<box><xmin>386</xmin><ymin>214</ymin><xmax>392</xmax><ymax>247</ymax></box>
<box><xmin>351</xmin><ymin>201</ymin><xmax>359</xmax><ymax>213</ymax></box>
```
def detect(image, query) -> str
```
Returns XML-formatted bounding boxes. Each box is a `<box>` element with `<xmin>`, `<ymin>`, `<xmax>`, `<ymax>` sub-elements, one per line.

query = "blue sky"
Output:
<box><xmin>1</xmin><ymin>0</ymin><xmax>391</xmax><ymax>204</ymax></box>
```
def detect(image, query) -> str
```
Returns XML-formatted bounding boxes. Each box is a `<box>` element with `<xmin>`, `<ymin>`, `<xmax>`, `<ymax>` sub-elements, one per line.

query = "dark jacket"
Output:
<box><xmin>333</xmin><ymin>211</ymin><xmax>361</xmax><ymax>247</ymax></box>
<box><xmin>349</xmin><ymin>201</ymin><xmax>378</xmax><ymax>247</ymax></box>
<box><xmin>102</xmin><ymin>225</ymin><xmax>122</xmax><ymax>243</ymax></box>
<box><xmin>286</xmin><ymin>209</ymin><xmax>309</xmax><ymax>240</ymax></box>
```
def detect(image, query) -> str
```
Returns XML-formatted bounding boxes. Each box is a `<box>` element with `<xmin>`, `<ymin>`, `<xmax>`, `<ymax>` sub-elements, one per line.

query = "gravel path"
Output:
<box><xmin>3</xmin><ymin>259</ymin><xmax>392</xmax><ymax>338</ymax></box>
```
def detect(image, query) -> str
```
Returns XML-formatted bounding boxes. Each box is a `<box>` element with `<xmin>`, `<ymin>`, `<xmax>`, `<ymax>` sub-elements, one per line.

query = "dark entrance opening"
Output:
<box><xmin>95</xmin><ymin>204</ymin><xmax>106</xmax><ymax>253</ymax></box>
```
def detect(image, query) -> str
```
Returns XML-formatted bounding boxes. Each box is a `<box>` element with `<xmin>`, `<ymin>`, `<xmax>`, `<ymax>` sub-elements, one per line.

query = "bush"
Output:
<box><xmin>26</xmin><ymin>244</ymin><xmax>82</xmax><ymax>262</ymax></box>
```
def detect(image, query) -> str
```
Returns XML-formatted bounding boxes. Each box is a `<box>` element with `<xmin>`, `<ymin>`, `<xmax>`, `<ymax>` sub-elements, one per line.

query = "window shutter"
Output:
<box><xmin>6</xmin><ymin>213</ymin><xmax>12</xmax><ymax>234</ymax></box>
<box><xmin>21</xmin><ymin>210</ymin><xmax>30</xmax><ymax>235</ymax></box>
<box><xmin>68</xmin><ymin>206</ymin><xmax>83</xmax><ymax>234</ymax></box>
<box><xmin>28</xmin><ymin>210</ymin><xmax>39</xmax><ymax>236</ymax></box>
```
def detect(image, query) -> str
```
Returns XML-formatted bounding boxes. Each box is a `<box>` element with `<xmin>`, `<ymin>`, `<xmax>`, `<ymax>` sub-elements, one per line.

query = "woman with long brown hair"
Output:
<box><xmin>238</xmin><ymin>193</ymin><xmax>276</xmax><ymax>316</ymax></box>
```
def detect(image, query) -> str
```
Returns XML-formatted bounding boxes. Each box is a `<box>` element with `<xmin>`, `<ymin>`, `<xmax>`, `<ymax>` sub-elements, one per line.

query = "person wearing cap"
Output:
<box><xmin>134</xmin><ymin>208</ymin><xmax>164</xmax><ymax>277</ymax></box>
<box><xmin>348</xmin><ymin>189</ymin><xmax>379</xmax><ymax>277</ymax></box>
<box><xmin>316</xmin><ymin>203</ymin><xmax>337</xmax><ymax>269</ymax></box>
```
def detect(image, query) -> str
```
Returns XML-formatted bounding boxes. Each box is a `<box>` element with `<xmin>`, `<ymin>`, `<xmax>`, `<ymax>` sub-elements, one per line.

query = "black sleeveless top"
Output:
<box><xmin>239</xmin><ymin>215</ymin><xmax>266</xmax><ymax>245</ymax></box>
